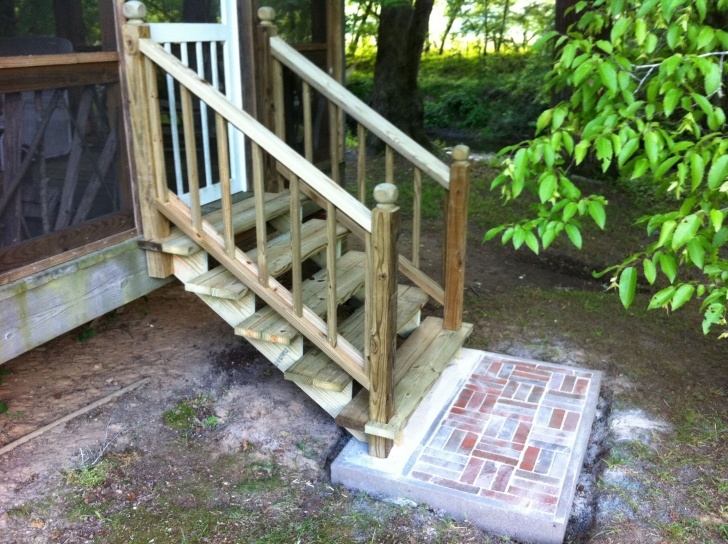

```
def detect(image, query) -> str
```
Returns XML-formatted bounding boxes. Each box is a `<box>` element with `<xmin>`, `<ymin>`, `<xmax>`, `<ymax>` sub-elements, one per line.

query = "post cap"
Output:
<box><xmin>258</xmin><ymin>6</ymin><xmax>276</xmax><ymax>25</ymax></box>
<box><xmin>452</xmin><ymin>144</ymin><xmax>470</xmax><ymax>162</ymax></box>
<box><xmin>374</xmin><ymin>183</ymin><xmax>398</xmax><ymax>209</ymax></box>
<box><xmin>123</xmin><ymin>0</ymin><xmax>147</xmax><ymax>23</ymax></box>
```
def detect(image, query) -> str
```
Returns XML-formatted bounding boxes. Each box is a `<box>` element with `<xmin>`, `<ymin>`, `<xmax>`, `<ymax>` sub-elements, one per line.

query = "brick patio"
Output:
<box><xmin>332</xmin><ymin>350</ymin><xmax>602</xmax><ymax>544</ymax></box>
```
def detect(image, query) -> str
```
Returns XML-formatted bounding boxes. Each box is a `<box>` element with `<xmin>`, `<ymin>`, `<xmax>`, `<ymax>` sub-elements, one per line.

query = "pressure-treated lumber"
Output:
<box><xmin>138</xmin><ymin>192</ymin><xmax>295</xmax><ymax>256</ymax></box>
<box><xmin>185</xmin><ymin>265</ymin><xmax>249</xmax><ymax>300</ymax></box>
<box><xmin>285</xmin><ymin>285</ymin><xmax>429</xmax><ymax>392</ymax></box>
<box><xmin>269</xmin><ymin>37</ymin><xmax>450</xmax><ymax>189</ymax></box>
<box><xmin>335</xmin><ymin>317</ymin><xmax>473</xmax><ymax>439</ymax></box>
<box><xmin>235</xmin><ymin>250</ymin><xmax>366</xmax><ymax>344</ymax></box>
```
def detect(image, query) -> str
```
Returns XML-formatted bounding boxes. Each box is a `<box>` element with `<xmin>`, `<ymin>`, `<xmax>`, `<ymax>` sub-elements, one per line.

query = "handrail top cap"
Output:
<box><xmin>258</xmin><ymin>6</ymin><xmax>276</xmax><ymax>23</ymax></box>
<box><xmin>452</xmin><ymin>144</ymin><xmax>470</xmax><ymax>162</ymax></box>
<box><xmin>123</xmin><ymin>0</ymin><xmax>147</xmax><ymax>22</ymax></box>
<box><xmin>374</xmin><ymin>183</ymin><xmax>398</xmax><ymax>209</ymax></box>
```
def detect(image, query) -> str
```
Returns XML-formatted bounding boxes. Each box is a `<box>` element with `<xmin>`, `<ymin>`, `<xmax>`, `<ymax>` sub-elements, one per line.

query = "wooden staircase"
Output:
<box><xmin>142</xmin><ymin>190</ymin><xmax>472</xmax><ymax>445</ymax></box>
<box><xmin>123</xmin><ymin>15</ymin><xmax>473</xmax><ymax>457</ymax></box>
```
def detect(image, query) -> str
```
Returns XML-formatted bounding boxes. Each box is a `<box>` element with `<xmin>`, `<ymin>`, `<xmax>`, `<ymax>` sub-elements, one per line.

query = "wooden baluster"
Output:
<box><xmin>412</xmin><ymin>167</ymin><xmax>421</xmax><ymax>268</ymax></box>
<box><xmin>180</xmin><ymin>86</ymin><xmax>201</xmax><ymax>233</ymax></box>
<box><xmin>252</xmin><ymin>141</ymin><xmax>268</xmax><ymax>285</ymax></box>
<box><xmin>121</xmin><ymin>4</ymin><xmax>172</xmax><ymax>278</ymax></box>
<box><xmin>216</xmin><ymin>112</ymin><xmax>235</xmax><ymax>258</ymax></box>
<box><xmin>302</xmin><ymin>81</ymin><xmax>313</xmax><ymax>162</ymax></box>
<box><xmin>357</xmin><ymin>123</ymin><xmax>366</xmax><ymax>203</ymax></box>
<box><xmin>195</xmin><ymin>41</ymin><xmax>213</xmax><ymax>190</ymax></box>
<box><xmin>272</xmin><ymin>56</ymin><xmax>285</xmax><ymax>191</ymax></box>
<box><xmin>290</xmin><ymin>173</ymin><xmax>303</xmax><ymax>316</ymax></box>
<box><xmin>443</xmin><ymin>145</ymin><xmax>471</xmax><ymax>331</ymax></box>
<box><xmin>329</xmin><ymin>102</ymin><xmax>340</xmax><ymax>183</ymax></box>
<box><xmin>385</xmin><ymin>145</ymin><xmax>394</xmax><ymax>184</ymax></box>
<box><xmin>368</xmin><ymin>183</ymin><xmax>399</xmax><ymax>458</ymax></box>
<box><xmin>257</xmin><ymin>7</ymin><xmax>278</xmax><ymax>192</ymax></box>
<box><xmin>327</xmin><ymin>201</ymin><xmax>338</xmax><ymax>346</ymax></box>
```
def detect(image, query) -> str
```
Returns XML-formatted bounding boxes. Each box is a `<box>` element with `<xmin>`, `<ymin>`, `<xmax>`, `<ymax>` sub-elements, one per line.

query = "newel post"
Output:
<box><xmin>121</xmin><ymin>0</ymin><xmax>173</xmax><ymax>278</ymax></box>
<box><xmin>367</xmin><ymin>183</ymin><xmax>399</xmax><ymax>458</ymax></box>
<box><xmin>256</xmin><ymin>7</ymin><xmax>283</xmax><ymax>191</ymax></box>
<box><xmin>443</xmin><ymin>145</ymin><xmax>471</xmax><ymax>330</ymax></box>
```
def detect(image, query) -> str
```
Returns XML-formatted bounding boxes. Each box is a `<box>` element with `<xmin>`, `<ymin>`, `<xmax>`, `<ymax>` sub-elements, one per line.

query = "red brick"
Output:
<box><xmin>549</xmin><ymin>409</ymin><xmax>566</xmax><ymax>429</ymax></box>
<box><xmin>491</xmin><ymin>464</ymin><xmax>515</xmax><ymax>492</ymax></box>
<box><xmin>512</xmin><ymin>370</ymin><xmax>550</xmax><ymax>382</ymax></box>
<box><xmin>461</xmin><ymin>432</ymin><xmax>479</xmax><ymax>452</ymax></box>
<box><xmin>432</xmin><ymin>477</ymin><xmax>479</xmax><ymax>494</ymax></box>
<box><xmin>501</xmin><ymin>381</ymin><xmax>519</xmax><ymax>398</ymax></box>
<box><xmin>520</xmin><ymin>446</ymin><xmax>540</xmax><ymax>471</ymax></box>
<box><xmin>472</xmin><ymin>450</ymin><xmax>519</xmax><ymax>466</ymax></box>
<box><xmin>514</xmin><ymin>422</ymin><xmax>531</xmax><ymax>444</ymax></box>
<box><xmin>466</xmin><ymin>391</ymin><xmax>487</xmax><ymax>411</ymax></box>
<box><xmin>527</xmin><ymin>386</ymin><xmax>545</xmax><ymax>404</ymax></box>
<box><xmin>453</xmin><ymin>389</ymin><xmax>473</xmax><ymax>409</ymax></box>
<box><xmin>460</xmin><ymin>457</ymin><xmax>485</xmax><ymax>485</ymax></box>
<box><xmin>563</xmin><ymin>411</ymin><xmax>580</xmax><ymax>432</ymax></box>
<box><xmin>499</xmin><ymin>398</ymin><xmax>535</xmax><ymax>410</ymax></box>
<box><xmin>574</xmin><ymin>377</ymin><xmax>589</xmax><ymax>395</ymax></box>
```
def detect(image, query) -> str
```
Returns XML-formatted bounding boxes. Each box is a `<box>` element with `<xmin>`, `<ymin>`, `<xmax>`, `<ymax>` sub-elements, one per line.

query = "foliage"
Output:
<box><xmin>487</xmin><ymin>0</ymin><xmax>728</xmax><ymax>336</ymax></box>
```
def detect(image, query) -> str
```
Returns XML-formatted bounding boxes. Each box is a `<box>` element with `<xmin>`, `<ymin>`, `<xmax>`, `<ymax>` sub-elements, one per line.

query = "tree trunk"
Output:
<box><xmin>371</xmin><ymin>0</ymin><xmax>434</xmax><ymax>146</ymax></box>
<box><xmin>555</xmin><ymin>0</ymin><xmax>580</xmax><ymax>34</ymax></box>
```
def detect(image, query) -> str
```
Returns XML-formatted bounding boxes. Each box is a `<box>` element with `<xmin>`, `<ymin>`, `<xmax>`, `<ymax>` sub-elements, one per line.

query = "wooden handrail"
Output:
<box><xmin>269</xmin><ymin>36</ymin><xmax>450</xmax><ymax>189</ymax></box>
<box><xmin>137</xmin><ymin>37</ymin><xmax>372</xmax><ymax>233</ymax></box>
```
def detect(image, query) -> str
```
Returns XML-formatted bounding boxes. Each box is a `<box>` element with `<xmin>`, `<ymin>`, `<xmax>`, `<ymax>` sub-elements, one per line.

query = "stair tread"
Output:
<box><xmin>185</xmin><ymin>265</ymin><xmax>249</xmax><ymax>300</ymax></box>
<box><xmin>234</xmin><ymin>251</ymin><xmax>366</xmax><ymax>344</ymax></box>
<box><xmin>141</xmin><ymin>191</ymin><xmax>300</xmax><ymax>256</ymax></box>
<box><xmin>248</xmin><ymin>219</ymin><xmax>348</xmax><ymax>277</ymax></box>
<box><xmin>284</xmin><ymin>285</ymin><xmax>430</xmax><ymax>392</ymax></box>
<box><xmin>335</xmin><ymin>317</ymin><xmax>473</xmax><ymax>437</ymax></box>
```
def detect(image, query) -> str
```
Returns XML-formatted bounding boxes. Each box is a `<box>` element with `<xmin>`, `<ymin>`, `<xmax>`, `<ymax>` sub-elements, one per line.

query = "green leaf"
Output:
<box><xmin>697</xmin><ymin>26</ymin><xmax>715</xmax><ymax>50</ymax></box>
<box><xmin>662</xmin><ymin>0</ymin><xmax>679</xmax><ymax>22</ymax></box>
<box><xmin>705</xmin><ymin>63</ymin><xmax>722</xmax><ymax>95</ymax></box>
<box><xmin>598</xmin><ymin>62</ymin><xmax>618</xmax><ymax>94</ymax></box>
<box><xmin>688</xmin><ymin>238</ymin><xmax>705</xmax><ymax>269</ymax></box>
<box><xmin>611</xmin><ymin>17</ymin><xmax>630</xmax><ymax>42</ymax></box>
<box><xmin>565</xmin><ymin>224</ymin><xmax>583</xmax><ymax>249</ymax></box>
<box><xmin>542</xmin><ymin>228</ymin><xmax>558</xmax><ymax>249</ymax></box>
<box><xmin>619</xmin><ymin>267</ymin><xmax>638</xmax><ymax>308</ymax></box>
<box><xmin>671</xmin><ymin>284</ymin><xmax>695</xmax><ymax>311</ymax></box>
<box><xmin>666</xmin><ymin>24</ymin><xmax>681</xmax><ymax>49</ymax></box>
<box><xmin>692</xmin><ymin>93</ymin><xmax>713</xmax><ymax>116</ymax></box>
<box><xmin>672</xmin><ymin>215</ymin><xmax>701</xmax><ymax>251</ymax></box>
<box><xmin>660</xmin><ymin>253</ymin><xmax>678</xmax><ymax>283</ymax></box>
<box><xmin>563</xmin><ymin>202</ymin><xmax>578</xmax><ymax>222</ymax></box>
<box><xmin>588</xmin><ymin>200</ymin><xmax>606</xmax><ymax>229</ymax></box>
<box><xmin>535</xmin><ymin>109</ymin><xmax>552</xmax><ymax>134</ymax></box>
<box><xmin>649</xmin><ymin>286</ymin><xmax>676</xmax><ymax>309</ymax></box>
<box><xmin>644</xmin><ymin>131</ymin><xmax>659</xmax><ymax>168</ymax></box>
<box><xmin>707</xmin><ymin>155</ymin><xmax>728</xmax><ymax>190</ymax></box>
<box><xmin>710</xmin><ymin>209</ymin><xmax>724</xmax><ymax>232</ymax></box>
<box><xmin>691</xmin><ymin>153</ymin><xmax>705</xmax><ymax>190</ymax></box>
<box><xmin>643</xmin><ymin>258</ymin><xmax>657</xmax><ymax>284</ymax></box>
<box><xmin>658</xmin><ymin>219</ymin><xmax>677</xmax><ymax>247</ymax></box>
<box><xmin>663</xmin><ymin>88</ymin><xmax>682</xmax><ymax>117</ymax></box>
<box><xmin>631</xmin><ymin>157</ymin><xmax>650</xmax><ymax>179</ymax></box>
<box><xmin>539</xmin><ymin>174</ymin><xmax>557</xmax><ymax>203</ymax></box>
<box><xmin>562</xmin><ymin>132</ymin><xmax>575</xmax><ymax>154</ymax></box>
<box><xmin>703</xmin><ymin>302</ymin><xmax>724</xmax><ymax>334</ymax></box>
<box><xmin>655</xmin><ymin>156</ymin><xmax>681</xmax><ymax>180</ymax></box>
<box><xmin>484</xmin><ymin>226</ymin><xmax>505</xmax><ymax>242</ymax></box>
<box><xmin>637</xmin><ymin>0</ymin><xmax>659</xmax><ymax>18</ymax></box>
<box><xmin>512</xmin><ymin>227</ymin><xmax>526</xmax><ymax>249</ymax></box>
<box><xmin>575</xmin><ymin>140</ymin><xmax>590</xmax><ymax>164</ymax></box>
<box><xmin>502</xmin><ymin>227</ymin><xmax>514</xmax><ymax>244</ymax></box>
<box><xmin>552</xmin><ymin>106</ymin><xmax>568</xmax><ymax>131</ymax></box>
<box><xmin>633</xmin><ymin>19</ymin><xmax>646</xmax><ymax>45</ymax></box>
<box><xmin>524</xmin><ymin>231</ymin><xmax>539</xmax><ymax>254</ymax></box>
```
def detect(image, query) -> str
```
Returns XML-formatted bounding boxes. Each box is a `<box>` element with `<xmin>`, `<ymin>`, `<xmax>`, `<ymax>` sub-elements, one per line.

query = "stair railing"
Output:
<box><xmin>257</xmin><ymin>8</ymin><xmax>471</xmax><ymax>332</ymax></box>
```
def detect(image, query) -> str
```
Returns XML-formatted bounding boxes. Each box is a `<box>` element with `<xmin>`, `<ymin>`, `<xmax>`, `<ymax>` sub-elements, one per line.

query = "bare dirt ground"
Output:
<box><xmin>1</xmin><ymin>162</ymin><xmax>727</xmax><ymax>543</ymax></box>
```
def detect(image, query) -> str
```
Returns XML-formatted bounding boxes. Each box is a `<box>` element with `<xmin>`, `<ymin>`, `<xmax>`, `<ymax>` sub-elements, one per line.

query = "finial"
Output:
<box><xmin>373</xmin><ymin>183</ymin><xmax>398</xmax><ymax>210</ymax></box>
<box><xmin>452</xmin><ymin>144</ymin><xmax>470</xmax><ymax>164</ymax></box>
<box><xmin>123</xmin><ymin>0</ymin><xmax>147</xmax><ymax>23</ymax></box>
<box><xmin>258</xmin><ymin>6</ymin><xmax>276</xmax><ymax>25</ymax></box>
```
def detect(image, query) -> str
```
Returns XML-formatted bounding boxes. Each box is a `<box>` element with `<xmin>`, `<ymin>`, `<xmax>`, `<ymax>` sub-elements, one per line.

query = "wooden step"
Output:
<box><xmin>184</xmin><ymin>265</ymin><xmax>249</xmax><ymax>300</ymax></box>
<box><xmin>284</xmin><ymin>285</ymin><xmax>429</xmax><ymax>392</ymax></box>
<box><xmin>335</xmin><ymin>317</ymin><xmax>473</xmax><ymax>439</ymax></box>
<box><xmin>247</xmin><ymin>218</ymin><xmax>347</xmax><ymax>277</ymax></box>
<box><xmin>234</xmin><ymin>250</ymin><xmax>366</xmax><ymax>344</ymax></box>
<box><xmin>139</xmin><ymin>191</ymin><xmax>301</xmax><ymax>256</ymax></box>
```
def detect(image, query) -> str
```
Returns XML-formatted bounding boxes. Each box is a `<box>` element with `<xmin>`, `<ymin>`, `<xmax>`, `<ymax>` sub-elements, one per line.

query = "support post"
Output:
<box><xmin>443</xmin><ymin>145</ymin><xmax>470</xmax><ymax>330</ymax></box>
<box><xmin>121</xmin><ymin>1</ymin><xmax>173</xmax><ymax>278</ymax></box>
<box><xmin>368</xmin><ymin>183</ymin><xmax>399</xmax><ymax>458</ymax></box>
<box><xmin>256</xmin><ymin>7</ymin><xmax>279</xmax><ymax>192</ymax></box>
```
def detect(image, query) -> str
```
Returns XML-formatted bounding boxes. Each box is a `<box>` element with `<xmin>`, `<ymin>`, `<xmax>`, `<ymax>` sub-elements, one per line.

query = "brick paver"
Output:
<box><xmin>407</xmin><ymin>354</ymin><xmax>595</xmax><ymax>517</ymax></box>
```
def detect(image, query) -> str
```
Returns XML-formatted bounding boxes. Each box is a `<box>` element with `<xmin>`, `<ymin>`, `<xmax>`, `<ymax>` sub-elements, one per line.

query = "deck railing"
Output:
<box><xmin>122</xmin><ymin>2</ymin><xmax>469</xmax><ymax>458</ymax></box>
<box><xmin>258</xmin><ymin>8</ymin><xmax>471</xmax><ymax>331</ymax></box>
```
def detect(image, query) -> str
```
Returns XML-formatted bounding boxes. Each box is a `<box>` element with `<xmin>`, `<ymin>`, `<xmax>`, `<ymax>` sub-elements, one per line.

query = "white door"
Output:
<box><xmin>148</xmin><ymin>0</ymin><xmax>246</xmax><ymax>206</ymax></box>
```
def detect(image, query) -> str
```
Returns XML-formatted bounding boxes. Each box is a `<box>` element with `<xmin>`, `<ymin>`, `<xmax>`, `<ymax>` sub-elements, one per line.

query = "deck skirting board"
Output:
<box><xmin>1</xmin><ymin>238</ymin><xmax>170</xmax><ymax>364</ymax></box>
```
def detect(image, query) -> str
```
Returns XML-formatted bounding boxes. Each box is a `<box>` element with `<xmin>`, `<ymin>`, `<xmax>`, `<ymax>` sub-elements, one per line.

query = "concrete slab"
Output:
<box><xmin>332</xmin><ymin>349</ymin><xmax>602</xmax><ymax>544</ymax></box>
